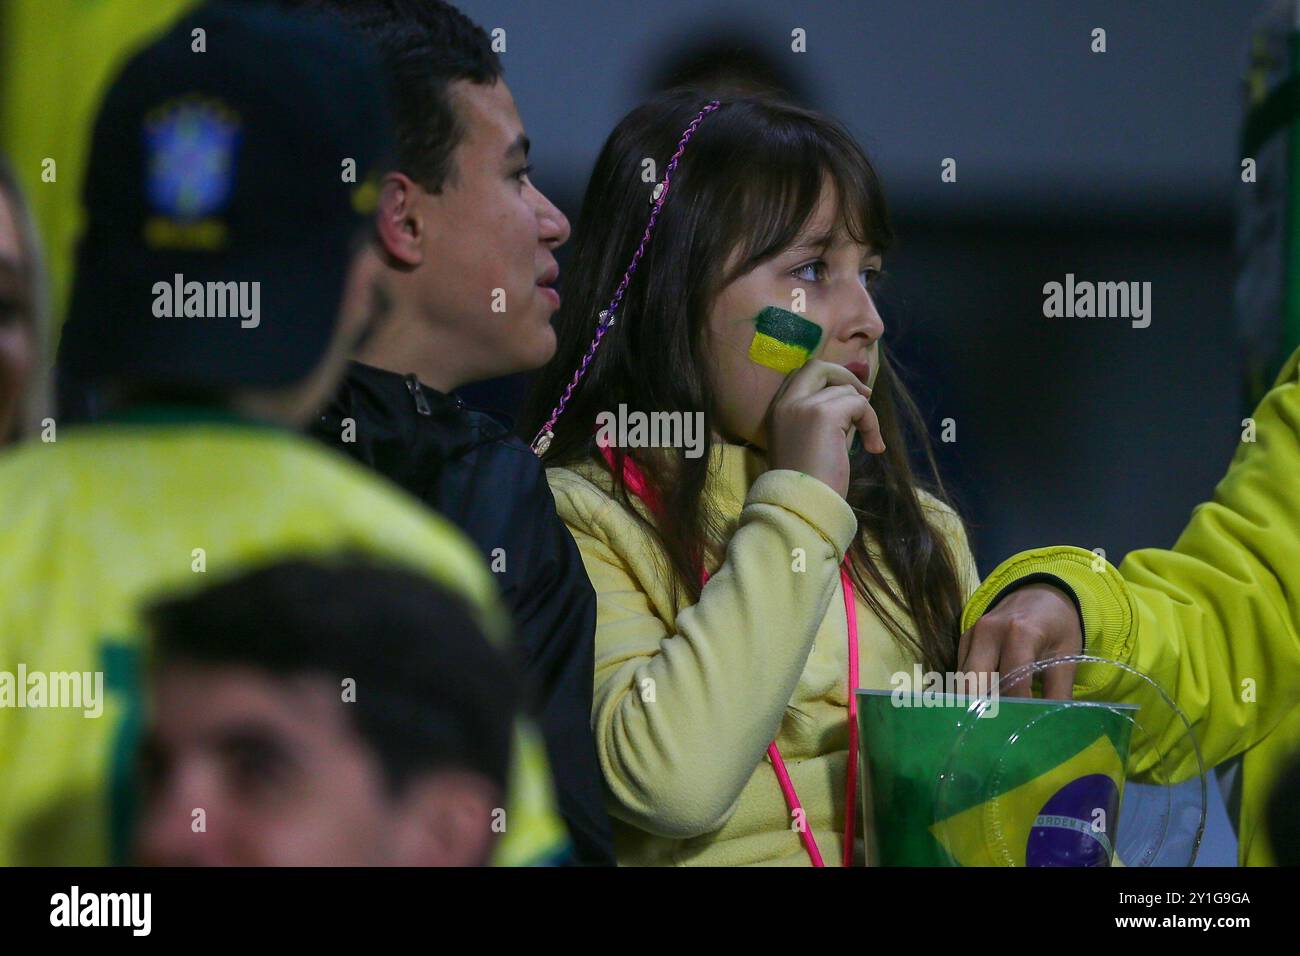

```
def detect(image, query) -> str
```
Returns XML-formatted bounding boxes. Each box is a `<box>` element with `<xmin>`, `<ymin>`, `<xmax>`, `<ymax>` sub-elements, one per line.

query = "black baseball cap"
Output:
<box><xmin>59</xmin><ymin>0</ymin><xmax>394</xmax><ymax>392</ymax></box>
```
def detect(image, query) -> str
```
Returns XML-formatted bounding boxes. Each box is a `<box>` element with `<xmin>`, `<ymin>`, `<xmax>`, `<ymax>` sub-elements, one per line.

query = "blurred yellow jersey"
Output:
<box><xmin>0</xmin><ymin>0</ymin><xmax>200</xmax><ymax>325</ymax></box>
<box><xmin>0</xmin><ymin>408</ymin><xmax>571</xmax><ymax>866</ymax></box>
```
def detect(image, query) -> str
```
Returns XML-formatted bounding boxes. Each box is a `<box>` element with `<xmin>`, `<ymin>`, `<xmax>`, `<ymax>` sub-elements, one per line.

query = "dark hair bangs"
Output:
<box><xmin>718</xmin><ymin>113</ymin><xmax>894</xmax><ymax>290</ymax></box>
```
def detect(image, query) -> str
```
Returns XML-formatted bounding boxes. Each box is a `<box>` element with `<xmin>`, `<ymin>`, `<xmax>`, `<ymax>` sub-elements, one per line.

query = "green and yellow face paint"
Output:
<box><xmin>747</xmin><ymin>306</ymin><xmax>823</xmax><ymax>374</ymax></box>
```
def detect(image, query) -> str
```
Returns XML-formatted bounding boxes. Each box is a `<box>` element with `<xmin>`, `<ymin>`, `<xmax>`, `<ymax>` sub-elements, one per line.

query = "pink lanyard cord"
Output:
<box><xmin>602</xmin><ymin>446</ymin><xmax>860</xmax><ymax>866</ymax></box>
<box><xmin>840</xmin><ymin>566</ymin><xmax>860</xmax><ymax>867</ymax></box>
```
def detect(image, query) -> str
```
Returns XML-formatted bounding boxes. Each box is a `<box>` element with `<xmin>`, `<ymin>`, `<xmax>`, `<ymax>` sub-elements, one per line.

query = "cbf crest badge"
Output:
<box><xmin>142</xmin><ymin>97</ymin><xmax>241</xmax><ymax>248</ymax></box>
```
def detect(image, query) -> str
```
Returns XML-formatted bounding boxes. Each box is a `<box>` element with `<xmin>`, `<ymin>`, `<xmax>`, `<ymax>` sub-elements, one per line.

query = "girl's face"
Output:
<box><xmin>0</xmin><ymin>187</ymin><xmax>35</xmax><ymax>445</ymax></box>
<box><xmin>706</xmin><ymin>182</ymin><xmax>885</xmax><ymax>449</ymax></box>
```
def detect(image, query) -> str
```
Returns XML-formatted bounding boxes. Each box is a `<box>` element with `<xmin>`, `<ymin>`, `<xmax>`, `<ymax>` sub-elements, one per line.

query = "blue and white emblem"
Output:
<box><xmin>144</xmin><ymin>98</ymin><xmax>241</xmax><ymax>221</ymax></box>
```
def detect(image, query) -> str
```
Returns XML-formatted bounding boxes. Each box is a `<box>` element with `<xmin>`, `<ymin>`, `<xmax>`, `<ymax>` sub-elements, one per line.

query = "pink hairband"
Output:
<box><xmin>530</xmin><ymin>99</ymin><xmax>722</xmax><ymax>457</ymax></box>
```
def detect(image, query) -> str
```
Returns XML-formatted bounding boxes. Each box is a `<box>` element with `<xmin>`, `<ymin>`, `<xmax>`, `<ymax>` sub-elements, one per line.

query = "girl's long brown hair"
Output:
<box><xmin>524</xmin><ymin>91</ymin><xmax>968</xmax><ymax>674</ymax></box>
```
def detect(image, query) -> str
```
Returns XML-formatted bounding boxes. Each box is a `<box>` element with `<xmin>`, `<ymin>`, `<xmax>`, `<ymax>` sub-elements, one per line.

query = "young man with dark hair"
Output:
<box><xmin>8</xmin><ymin>1</ymin><xmax>567</xmax><ymax>867</ymax></box>
<box><xmin>299</xmin><ymin>0</ymin><xmax>614</xmax><ymax>865</ymax></box>
<box><xmin>137</xmin><ymin>559</ymin><xmax>520</xmax><ymax>867</ymax></box>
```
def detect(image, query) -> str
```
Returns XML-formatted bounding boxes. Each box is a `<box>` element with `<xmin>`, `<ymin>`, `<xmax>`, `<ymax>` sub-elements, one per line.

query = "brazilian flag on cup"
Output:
<box><xmin>858</xmin><ymin>691</ymin><xmax>1136</xmax><ymax>866</ymax></box>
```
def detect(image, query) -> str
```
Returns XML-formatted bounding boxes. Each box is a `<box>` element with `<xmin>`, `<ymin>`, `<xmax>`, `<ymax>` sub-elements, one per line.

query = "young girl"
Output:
<box><xmin>526</xmin><ymin>91</ymin><xmax>979</xmax><ymax>866</ymax></box>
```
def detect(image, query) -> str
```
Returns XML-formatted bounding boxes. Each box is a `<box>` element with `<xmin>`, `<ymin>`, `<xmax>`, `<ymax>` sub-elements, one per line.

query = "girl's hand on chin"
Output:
<box><xmin>765</xmin><ymin>359</ymin><xmax>884</xmax><ymax>499</ymax></box>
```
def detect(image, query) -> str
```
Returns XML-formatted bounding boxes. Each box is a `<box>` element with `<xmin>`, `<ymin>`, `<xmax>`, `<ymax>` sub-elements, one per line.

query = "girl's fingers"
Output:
<box><xmin>850</xmin><ymin>398</ymin><xmax>886</xmax><ymax>454</ymax></box>
<box><xmin>806</xmin><ymin>383</ymin><xmax>866</xmax><ymax>405</ymax></box>
<box><xmin>818</xmin><ymin>392</ymin><xmax>885</xmax><ymax>454</ymax></box>
<box><xmin>782</xmin><ymin>359</ymin><xmax>873</xmax><ymax>402</ymax></box>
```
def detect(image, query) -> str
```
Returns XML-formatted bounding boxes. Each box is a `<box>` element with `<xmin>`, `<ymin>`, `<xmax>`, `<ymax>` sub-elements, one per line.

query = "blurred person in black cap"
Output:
<box><xmin>296</xmin><ymin>0</ymin><xmax>614</xmax><ymax>866</ymax></box>
<box><xmin>137</xmin><ymin>559</ymin><xmax>520</xmax><ymax>867</ymax></box>
<box><xmin>55</xmin><ymin>0</ymin><xmax>382</xmax><ymax>419</ymax></box>
<box><xmin>1</xmin><ymin>0</ymin><xmax>570</xmax><ymax>866</ymax></box>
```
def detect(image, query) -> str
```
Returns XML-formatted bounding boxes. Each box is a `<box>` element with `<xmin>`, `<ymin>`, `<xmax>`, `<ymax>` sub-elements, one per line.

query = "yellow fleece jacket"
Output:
<box><xmin>960</xmin><ymin>346</ymin><xmax>1300</xmax><ymax>866</ymax></box>
<box><xmin>548</xmin><ymin>444</ymin><xmax>978</xmax><ymax>866</ymax></box>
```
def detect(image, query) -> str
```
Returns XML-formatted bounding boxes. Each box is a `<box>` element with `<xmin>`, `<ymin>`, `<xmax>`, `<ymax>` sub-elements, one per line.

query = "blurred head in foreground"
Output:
<box><xmin>135</xmin><ymin>559</ymin><xmax>520</xmax><ymax>866</ymax></box>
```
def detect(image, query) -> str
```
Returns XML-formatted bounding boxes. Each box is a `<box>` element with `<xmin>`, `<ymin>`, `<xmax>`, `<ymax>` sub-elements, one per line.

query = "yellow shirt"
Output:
<box><xmin>549</xmin><ymin>443</ymin><xmax>978</xmax><ymax>865</ymax></box>
<box><xmin>0</xmin><ymin>412</ymin><xmax>568</xmax><ymax>866</ymax></box>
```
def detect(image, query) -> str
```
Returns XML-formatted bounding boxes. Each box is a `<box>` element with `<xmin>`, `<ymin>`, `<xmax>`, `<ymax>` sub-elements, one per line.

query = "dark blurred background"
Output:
<box><xmin>453</xmin><ymin>0</ymin><xmax>1275</xmax><ymax>863</ymax></box>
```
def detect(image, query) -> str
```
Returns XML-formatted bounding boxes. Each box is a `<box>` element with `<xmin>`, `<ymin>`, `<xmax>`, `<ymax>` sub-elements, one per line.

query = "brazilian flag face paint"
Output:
<box><xmin>747</xmin><ymin>306</ymin><xmax>823</xmax><ymax>374</ymax></box>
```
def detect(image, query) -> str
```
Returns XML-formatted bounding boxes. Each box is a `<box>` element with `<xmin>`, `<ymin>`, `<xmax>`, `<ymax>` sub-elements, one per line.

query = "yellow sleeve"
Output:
<box><xmin>550</xmin><ymin>467</ymin><xmax>859</xmax><ymax>839</ymax></box>
<box><xmin>960</xmin><ymin>347</ymin><xmax>1300</xmax><ymax>787</ymax></box>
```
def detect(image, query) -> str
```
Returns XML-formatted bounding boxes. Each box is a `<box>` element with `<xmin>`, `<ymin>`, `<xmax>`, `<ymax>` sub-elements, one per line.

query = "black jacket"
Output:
<box><xmin>312</xmin><ymin>362</ymin><xmax>614</xmax><ymax>865</ymax></box>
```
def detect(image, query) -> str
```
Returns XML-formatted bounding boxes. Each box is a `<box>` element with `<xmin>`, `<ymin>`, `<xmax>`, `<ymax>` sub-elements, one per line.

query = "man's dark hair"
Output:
<box><xmin>296</xmin><ymin>0</ymin><xmax>503</xmax><ymax>192</ymax></box>
<box><xmin>145</xmin><ymin>558</ymin><xmax>520</xmax><ymax>792</ymax></box>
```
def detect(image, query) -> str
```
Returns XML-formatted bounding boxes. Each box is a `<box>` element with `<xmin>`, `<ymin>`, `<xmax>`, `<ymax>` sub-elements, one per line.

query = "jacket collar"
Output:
<box><xmin>567</xmin><ymin>439</ymin><xmax>768</xmax><ymax>515</ymax></box>
<box><xmin>345</xmin><ymin>360</ymin><xmax>460</xmax><ymax>415</ymax></box>
<box><xmin>338</xmin><ymin>361</ymin><xmax>510</xmax><ymax>457</ymax></box>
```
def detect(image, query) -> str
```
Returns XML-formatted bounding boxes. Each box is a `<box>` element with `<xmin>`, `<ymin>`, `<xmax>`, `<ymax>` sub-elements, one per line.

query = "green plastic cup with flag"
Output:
<box><xmin>857</xmin><ymin>689</ymin><xmax>1137</xmax><ymax>866</ymax></box>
